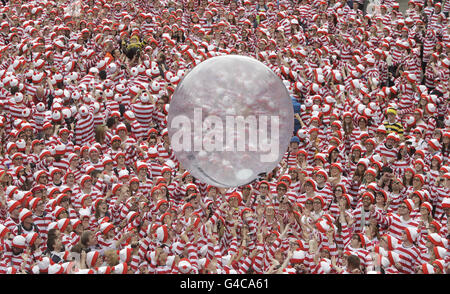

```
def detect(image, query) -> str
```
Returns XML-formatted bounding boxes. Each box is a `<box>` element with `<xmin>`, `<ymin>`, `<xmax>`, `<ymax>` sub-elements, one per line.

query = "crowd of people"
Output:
<box><xmin>0</xmin><ymin>0</ymin><xmax>449</xmax><ymax>274</ymax></box>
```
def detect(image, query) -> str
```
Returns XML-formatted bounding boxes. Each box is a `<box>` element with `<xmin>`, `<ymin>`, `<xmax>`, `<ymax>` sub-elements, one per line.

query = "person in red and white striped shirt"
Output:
<box><xmin>370</xmin><ymin>199</ymin><xmax>420</xmax><ymax>242</ymax></box>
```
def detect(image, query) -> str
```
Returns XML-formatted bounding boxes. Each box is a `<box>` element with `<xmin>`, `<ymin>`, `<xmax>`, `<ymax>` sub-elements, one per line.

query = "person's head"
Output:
<box><xmin>419</xmin><ymin>202</ymin><xmax>432</xmax><ymax>217</ymax></box>
<box><xmin>314</xmin><ymin>171</ymin><xmax>327</xmax><ymax>185</ymax></box>
<box><xmin>81</xmin><ymin>230</ymin><xmax>97</xmax><ymax>247</ymax></box>
<box><xmin>304</xmin><ymin>198</ymin><xmax>313</xmax><ymax>211</ymax></box>
<box><xmin>386</xmin><ymin>109</ymin><xmax>397</xmax><ymax>122</ymax></box>
<box><xmin>362</xmin><ymin>192</ymin><xmax>374</xmax><ymax>208</ymax></box>
<box><xmin>162</xmin><ymin>169</ymin><xmax>172</xmax><ymax>182</ymax></box>
<box><xmin>38</xmin><ymin>172</ymin><xmax>49</xmax><ymax>185</ymax></box>
<box><xmin>158</xmin><ymin>245</ymin><xmax>169</xmax><ymax>264</ymax></box>
<box><xmin>288</xmin><ymin>168</ymin><xmax>299</xmax><ymax>181</ymax></box>
<box><xmin>34</xmin><ymin>199</ymin><xmax>45</xmax><ymax>215</ymax></box>
<box><xmin>265</xmin><ymin>206</ymin><xmax>275</xmax><ymax>218</ymax></box>
<box><xmin>329</xmin><ymin>148</ymin><xmax>340</xmax><ymax>161</ymax></box>
<box><xmin>81</xmin><ymin>215</ymin><xmax>90</xmax><ymax>229</ymax></box>
<box><xmin>276</xmin><ymin>183</ymin><xmax>288</xmax><ymax>197</ymax></box>
<box><xmin>10</xmin><ymin>205</ymin><xmax>21</xmax><ymax>219</ymax></box>
<box><xmin>104</xmin><ymin>249</ymin><xmax>119</xmax><ymax>266</ymax></box>
<box><xmin>351</xmin><ymin>234</ymin><xmax>363</xmax><ymax>248</ymax></box>
<box><xmin>375</xmin><ymin>191</ymin><xmax>386</xmax><ymax>206</ymax></box>
<box><xmin>227</xmin><ymin>193</ymin><xmax>241</xmax><ymax>208</ymax></box>
<box><xmin>96</xmin><ymin>199</ymin><xmax>108</xmax><ymax>215</ymax></box>
<box><xmin>399</xmin><ymin>200</ymin><xmax>413</xmax><ymax>217</ymax></box>
<box><xmin>356</xmin><ymin>162</ymin><xmax>367</xmax><ymax>174</ymax></box>
<box><xmin>259</xmin><ymin>182</ymin><xmax>269</xmax><ymax>195</ymax></box>
<box><xmin>241</xmin><ymin>185</ymin><xmax>252</xmax><ymax>197</ymax></box>
<box><xmin>265</xmin><ymin>230</ymin><xmax>278</xmax><ymax>245</ymax></box>
<box><xmin>411</xmin><ymin>191</ymin><xmax>423</xmax><ymax>207</ymax></box>
<box><xmin>358</xmin><ymin>117</ymin><xmax>368</xmax><ymax>129</ymax></box>
<box><xmin>22</xmin><ymin>214</ymin><xmax>34</xmax><ymax>229</ymax></box>
<box><xmin>312</xmin><ymin>196</ymin><xmax>324</xmax><ymax>212</ymax></box>
<box><xmin>320</xmin><ymin>247</ymin><xmax>331</xmax><ymax>259</ymax></box>
<box><xmin>333</xmin><ymin>183</ymin><xmax>345</xmax><ymax>198</ymax></box>
<box><xmin>412</xmin><ymin>175</ymin><xmax>424</xmax><ymax>189</ymax></box>
<box><xmin>346</xmin><ymin>255</ymin><xmax>361</xmax><ymax>271</ymax></box>
<box><xmin>364</xmin><ymin>171</ymin><xmax>376</xmax><ymax>183</ymax></box>
<box><xmin>289</xmin><ymin>140</ymin><xmax>300</xmax><ymax>152</ymax></box>
<box><xmin>304</xmin><ymin>180</ymin><xmax>315</xmax><ymax>194</ymax></box>
<box><xmin>352</xmin><ymin>148</ymin><xmax>361</xmax><ymax>159</ymax></box>
<box><xmin>129</xmin><ymin>179</ymin><xmax>140</xmax><ymax>192</ymax></box>
<box><xmin>296</xmin><ymin>151</ymin><xmax>306</xmax><ymax>163</ymax></box>
<box><xmin>47</xmin><ymin>233</ymin><xmax>62</xmax><ymax>252</ymax></box>
<box><xmin>330</xmin><ymin>164</ymin><xmax>342</xmax><ymax>177</ymax></box>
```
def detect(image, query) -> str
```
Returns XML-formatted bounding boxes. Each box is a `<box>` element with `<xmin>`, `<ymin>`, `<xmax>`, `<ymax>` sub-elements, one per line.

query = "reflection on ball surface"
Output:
<box><xmin>168</xmin><ymin>55</ymin><xmax>294</xmax><ymax>187</ymax></box>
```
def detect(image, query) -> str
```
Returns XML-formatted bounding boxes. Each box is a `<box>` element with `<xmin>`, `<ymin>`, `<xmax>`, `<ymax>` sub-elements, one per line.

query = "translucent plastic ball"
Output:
<box><xmin>168</xmin><ymin>55</ymin><xmax>294</xmax><ymax>188</ymax></box>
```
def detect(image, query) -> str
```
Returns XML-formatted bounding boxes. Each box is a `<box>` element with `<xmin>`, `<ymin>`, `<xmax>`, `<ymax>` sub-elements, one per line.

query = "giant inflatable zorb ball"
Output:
<box><xmin>168</xmin><ymin>55</ymin><xmax>294</xmax><ymax>188</ymax></box>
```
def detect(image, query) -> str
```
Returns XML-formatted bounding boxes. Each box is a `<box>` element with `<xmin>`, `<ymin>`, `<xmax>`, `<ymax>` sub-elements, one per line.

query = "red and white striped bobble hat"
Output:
<box><xmin>119</xmin><ymin>247</ymin><xmax>132</xmax><ymax>263</ymax></box>
<box><xmin>404</xmin><ymin>199</ymin><xmax>415</xmax><ymax>212</ymax></box>
<box><xmin>442</xmin><ymin>58</ymin><xmax>450</xmax><ymax>68</ymax></box>
<box><xmin>290</xmin><ymin>249</ymin><xmax>306</xmax><ymax>264</ymax></box>
<box><xmin>19</xmin><ymin>208</ymin><xmax>33</xmax><ymax>223</ymax></box>
<box><xmin>48</xmin><ymin>263</ymin><xmax>64</xmax><ymax>274</ymax></box>
<box><xmin>433</xmin><ymin>246</ymin><xmax>447</xmax><ymax>259</ymax></box>
<box><xmin>86</xmin><ymin>251</ymin><xmax>100</xmax><ymax>268</ymax></box>
<box><xmin>178</xmin><ymin>258</ymin><xmax>192</xmax><ymax>273</ymax></box>
<box><xmin>316</xmin><ymin>258</ymin><xmax>332</xmax><ymax>274</ymax></box>
<box><xmin>100</xmin><ymin>222</ymin><xmax>114</xmax><ymax>236</ymax></box>
<box><xmin>315</xmin><ymin>219</ymin><xmax>331</xmax><ymax>234</ymax></box>
<box><xmin>427</xmin><ymin>233</ymin><xmax>443</xmax><ymax>247</ymax></box>
<box><xmin>433</xmin><ymin>260</ymin><xmax>445</xmax><ymax>272</ymax></box>
<box><xmin>421</xmin><ymin>263</ymin><xmax>435</xmax><ymax>274</ymax></box>
<box><xmin>381</xmin><ymin>251</ymin><xmax>400</xmax><ymax>267</ymax></box>
<box><xmin>404</xmin><ymin>227</ymin><xmax>418</xmax><ymax>243</ymax></box>
<box><xmin>79</xmin><ymin>105</ymin><xmax>89</xmax><ymax>117</ymax></box>
<box><xmin>97</xmin><ymin>266</ymin><xmax>112</xmax><ymax>275</ymax></box>
<box><xmin>12</xmin><ymin>235</ymin><xmax>27</xmax><ymax>249</ymax></box>
<box><xmin>155</xmin><ymin>224</ymin><xmax>169</xmax><ymax>243</ymax></box>
<box><xmin>428</xmin><ymin>138</ymin><xmax>441</xmax><ymax>150</ymax></box>
<box><xmin>113</xmin><ymin>263</ymin><xmax>128</xmax><ymax>274</ymax></box>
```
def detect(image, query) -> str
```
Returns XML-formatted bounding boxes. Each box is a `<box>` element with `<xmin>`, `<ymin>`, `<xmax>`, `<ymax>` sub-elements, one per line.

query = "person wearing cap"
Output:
<box><xmin>15</xmin><ymin>208</ymin><xmax>39</xmax><ymax>237</ymax></box>
<box><xmin>74</xmin><ymin>105</ymin><xmax>95</xmax><ymax>146</ymax></box>
<box><xmin>369</xmin><ymin>197</ymin><xmax>421</xmax><ymax>245</ymax></box>
<box><xmin>108</xmin><ymin>134</ymin><xmax>125</xmax><ymax>160</ymax></box>
<box><xmin>374</xmin><ymin>132</ymin><xmax>400</xmax><ymax>166</ymax></box>
<box><xmin>395</xmin><ymin>227</ymin><xmax>422</xmax><ymax>274</ymax></box>
<box><xmin>49</xmin><ymin>140</ymin><xmax>70</xmax><ymax>169</ymax></box>
<box><xmin>383</xmin><ymin>108</ymin><xmax>404</xmax><ymax>136</ymax></box>
<box><xmin>2</xmin><ymin>235</ymin><xmax>31</xmax><ymax>273</ymax></box>
<box><xmin>46</xmin><ymin>227</ymin><xmax>71</xmax><ymax>265</ymax></box>
<box><xmin>410</xmin><ymin>128</ymin><xmax>427</xmax><ymax>150</ymax></box>
<box><xmin>428</xmin><ymin>154</ymin><xmax>443</xmax><ymax>185</ymax></box>
<box><xmin>340</xmin><ymin>229</ymin><xmax>372</xmax><ymax>272</ymax></box>
<box><xmin>94</xmin><ymin>156</ymin><xmax>118</xmax><ymax>193</ymax></box>
<box><xmin>349</xmin><ymin>191</ymin><xmax>376</xmax><ymax>234</ymax></box>
<box><xmin>3</xmin><ymin>199</ymin><xmax>22</xmax><ymax>234</ymax></box>
<box><xmin>282</xmin><ymin>136</ymin><xmax>301</xmax><ymax>168</ymax></box>
<box><xmin>432</xmin><ymin>175</ymin><xmax>450</xmax><ymax>221</ymax></box>
<box><xmin>83</xmin><ymin>147</ymin><xmax>103</xmax><ymax>171</ymax></box>
<box><xmin>313</xmin><ymin>170</ymin><xmax>333</xmax><ymax>207</ymax></box>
